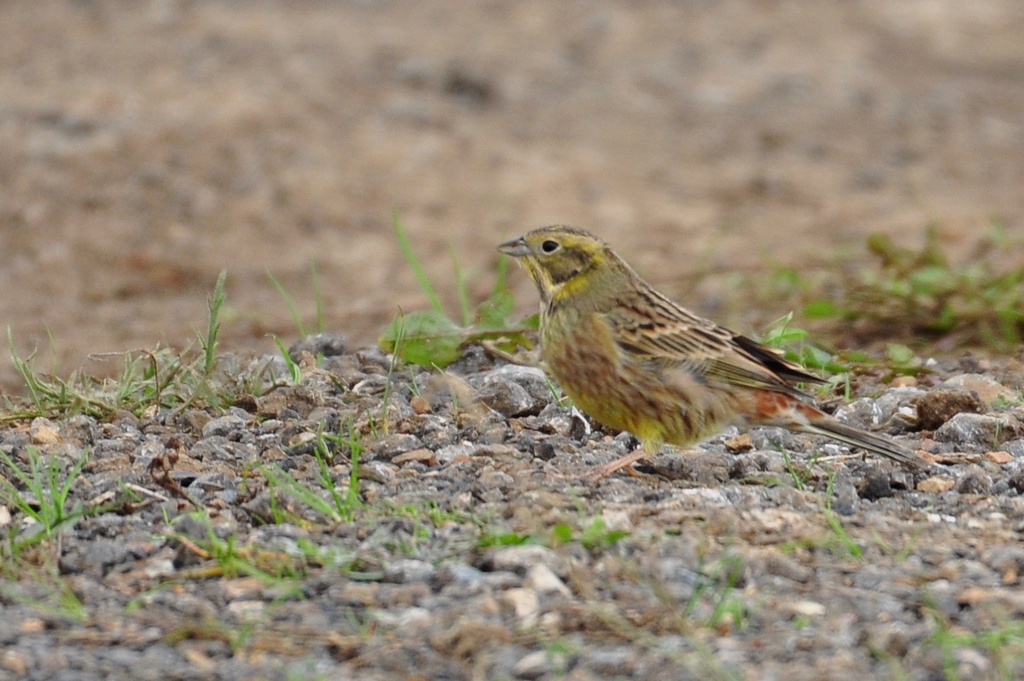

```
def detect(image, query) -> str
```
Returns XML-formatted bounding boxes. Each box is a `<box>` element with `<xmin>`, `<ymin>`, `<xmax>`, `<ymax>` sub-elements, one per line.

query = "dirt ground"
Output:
<box><xmin>2</xmin><ymin>0</ymin><xmax>1024</xmax><ymax>389</ymax></box>
<box><xmin>5</xmin><ymin>5</ymin><xmax>1024</xmax><ymax>680</ymax></box>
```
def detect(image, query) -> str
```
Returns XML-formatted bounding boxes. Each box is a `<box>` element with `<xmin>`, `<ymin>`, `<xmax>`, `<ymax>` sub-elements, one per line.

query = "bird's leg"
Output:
<box><xmin>480</xmin><ymin>340</ymin><xmax>541</xmax><ymax>368</ymax></box>
<box><xmin>586</xmin><ymin>447</ymin><xmax>650</xmax><ymax>480</ymax></box>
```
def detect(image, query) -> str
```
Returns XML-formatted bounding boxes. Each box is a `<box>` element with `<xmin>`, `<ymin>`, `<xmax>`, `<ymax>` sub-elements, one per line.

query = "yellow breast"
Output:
<box><xmin>541</xmin><ymin>308</ymin><xmax>733</xmax><ymax>450</ymax></box>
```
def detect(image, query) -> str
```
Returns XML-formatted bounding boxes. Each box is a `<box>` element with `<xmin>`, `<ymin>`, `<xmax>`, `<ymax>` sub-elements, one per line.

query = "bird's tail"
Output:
<box><xmin>741</xmin><ymin>389</ymin><xmax>926</xmax><ymax>470</ymax></box>
<box><xmin>796</xmin><ymin>416</ymin><xmax>925</xmax><ymax>470</ymax></box>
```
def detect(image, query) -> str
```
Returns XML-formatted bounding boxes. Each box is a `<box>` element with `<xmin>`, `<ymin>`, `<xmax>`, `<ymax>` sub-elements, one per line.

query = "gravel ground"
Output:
<box><xmin>2</xmin><ymin>337</ymin><xmax>1024</xmax><ymax>680</ymax></box>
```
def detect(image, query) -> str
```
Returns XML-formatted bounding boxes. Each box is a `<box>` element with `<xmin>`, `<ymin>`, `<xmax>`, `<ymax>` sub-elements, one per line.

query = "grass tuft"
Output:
<box><xmin>806</xmin><ymin>224</ymin><xmax>1024</xmax><ymax>348</ymax></box>
<box><xmin>4</xmin><ymin>274</ymin><xmax>285</xmax><ymax>420</ymax></box>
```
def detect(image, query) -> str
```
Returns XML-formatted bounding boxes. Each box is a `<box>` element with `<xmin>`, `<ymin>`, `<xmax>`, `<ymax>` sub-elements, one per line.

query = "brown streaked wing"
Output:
<box><xmin>603</xmin><ymin>283</ymin><xmax>818</xmax><ymax>395</ymax></box>
<box><xmin>605</xmin><ymin>288</ymin><xmax>732</xmax><ymax>360</ymax></box>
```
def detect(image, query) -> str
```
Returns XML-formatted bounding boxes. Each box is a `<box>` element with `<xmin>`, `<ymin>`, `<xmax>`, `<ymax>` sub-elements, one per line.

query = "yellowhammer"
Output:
<box><xmin>498</xmin><ymin>225</ymin><xmax>924</xmax><ymax>477</ymax></box>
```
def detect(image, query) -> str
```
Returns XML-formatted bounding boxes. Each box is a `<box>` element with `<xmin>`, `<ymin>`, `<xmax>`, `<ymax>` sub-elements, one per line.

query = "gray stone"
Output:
<box><xmin>287</xmin><ymin>333</ymin><xmax>347</xmax><ymax>359</ymax></box>
<box><xmin>371</xmin><ymin>606</ymin><xmax>432</xmax><ymax>629</ymax></box>
<box><xmin>435</xmin><ymin>441</ymin><xmax>478</xmax><ymax>464</ymax></box>
<box><xmin>371</xmin><ymin>433</ymin><xmax>425</xmax><ymax>461</ymax></box>
<box><xmin>955</xmin><ymin>465</ymin><xmax>993</xmax><ymax>494</ymax></box>
<box><xmin>201</xmin><ymin>414</ymin><xmax>246</xmax><ymax>439</ymax></box>
<box><xmin>830</xmin><ymin>472</ymin><xmax>859</xmax><ymax>515</ymax></box>
<box><xmin>384</xmin><ymin>559</ymin><xmax>437</xmax><ymax>584</ymax></box>
<box><xmin>655</xmin><ymin>558</ymin><xmax>700</xmax><ymax>600</ymax></box>
<box><xmin>585</xmin><ymin>646</ymin><xmax>636</xmax><ymax>675</ymax></box>
<box><xmin>835</xmin><ymin>389</ymin><xmax>924</xmax><ymax>432</ymax></box>
<box><xmin>478</xmin><ymin>379</ymin><xmax>537</xmax><ymax>417</ymax></box>
<box><xmin>749</xmin><ymin>427</ymin><xmax>803</xmax><ymax>453</ymax></box>
<box><xmin>417</xmin><ymin>414</ymin><xmax>457</xmax><ymax>449</ymax></box>
<box><xmin>934</xmin><ymin>413</ymin><xmax>1019</xmax><ymax>448</ymax></box>
<box><xmin>523</xmin><ymin>564</ymin><xmax>571</xmax><ymax>597</ymax></box>
<box><xmin>941</xmin><ymin>373</ymin><xmax>1016</xmax><ymax>404</ymax></box>
<box><xmin>435</xmin><ymin>562</ymin><xmax>489</xmax><ymax>595</ymax></box>
<box><xmin>512</xmin><ymin>650</ymin><xmax>553</xmax><ymax>679</ymax></box>
<box><xmin>1003</xmin><ymin>439</ymin><xmax>1024</xmax><ymax>458</ymax></box>
<box><xmin>475</xmin><ymin>364</ymin><xmax>552</xmax><ymax>416</ymax></box>
<box><xmin>981</xmin><ymin>546</ymin><xmax>1024</xmax><ymax>575</ymax></box>
<box><xmin>834</xmin><ymin>397</ymin><xmax>890</xmax><ymax>429</ymax></box>
<box><xmin>360</xmin><ymin>461</ymin><xmax>398</xmax><ymax>483</ymax></box>
<box><xmin>486</xmin><ymin>545</ymin><xmax>566</xmax><ymax>577</ymax></box>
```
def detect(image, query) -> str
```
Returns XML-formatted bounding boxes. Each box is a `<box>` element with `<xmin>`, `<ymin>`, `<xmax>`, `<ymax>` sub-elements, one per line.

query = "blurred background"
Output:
<box><xmin>1</xmin><ymin>0</ymin><xmax>1023</xmax><ymax>388</ymax></box>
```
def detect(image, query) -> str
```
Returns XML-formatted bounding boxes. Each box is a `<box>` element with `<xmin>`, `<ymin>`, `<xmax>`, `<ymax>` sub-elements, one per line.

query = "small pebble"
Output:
<box><xmin>372</xmin><ymin>433</ymin><xmax>425</xmax><ymax>461</ymax></box>
<box><xmin>941</xmin><ymin>374</ymin><xmax>1016</xmax><ymax>404</ymax></box>
<box><xmin>201</xmin><ymin>414</ymin><xmax>246</xmax><ymax>439</ymax></box>
<box><xmin>934</xmin><ymin>413</ymin><xmax>1018</xmax><ymax>448</ymax></box>
<box><xmin>985</xmin><ymin>451</ymin><xmax>1013</xmax><ymax>464</ymax></box>
<box><xmin>392</xmin><ymin>448</ymin><xmax>437</xmax><ymax>466</ymax></box>
<box><xmin>502</xmin><ymin>588</ymin><xmax>540</xmax><ymax>627</ymax></box>
<box><xmin>918</xmin><ymin>476</ymin><xmax>955</xmax><ymax>494</ymax></box>
<box><xmin>29</xmin><ymin>417</ymin><xmax>61</xmax><ymax>445</ymax></box>
<box><xmin>524</xmin><ymin>564</ymin><xmax>571</xmax><ymax>597</ymax></box>
<box><xmin>486</xmin><ymin>545</ymin><xmax>566</xmax><ymax>576</ymax></box>
<box><xmin>512</xmin><ymin>650</ymin><xmax>551</xmax><ymax>680</ymax></box>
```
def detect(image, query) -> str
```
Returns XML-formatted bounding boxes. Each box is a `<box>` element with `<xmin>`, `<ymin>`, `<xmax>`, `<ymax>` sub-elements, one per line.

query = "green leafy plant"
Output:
<box><xmin>759</xmin><ymin>312</ymin><xmax>849</xmax><ymax>374</ymax></box>
<box><xmin>807</xmin><ymin>224</ymin><xmax>1024</xmax><ymax>347</ymax></box>
<box><xmin>378</xmin><ymin>213</ymin><xmax>536</xmax><ymax>367</ymax></box>
<box><xmin>0</xmin><ymin>446</ymin><xmax>91</xmax><ymax>553</ymax></box>
<box><xmin>550</xmin><ymin>517</ymin><xmax>629</xmax><ymax>551</ymax></box>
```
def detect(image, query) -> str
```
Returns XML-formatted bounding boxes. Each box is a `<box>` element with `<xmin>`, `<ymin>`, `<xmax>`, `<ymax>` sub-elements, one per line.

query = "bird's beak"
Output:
<box><xmin>497</xmin><ymin>236</ymin><xmax>530</xmax><ymax>257</ymax></box>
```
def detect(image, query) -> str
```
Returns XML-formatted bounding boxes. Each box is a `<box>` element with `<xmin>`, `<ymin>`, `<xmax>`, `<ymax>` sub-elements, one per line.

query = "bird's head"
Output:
<box><xmin>498</xmin><ymin>225</ymin><xmax>617</xmax><ymax>304</ymax></box>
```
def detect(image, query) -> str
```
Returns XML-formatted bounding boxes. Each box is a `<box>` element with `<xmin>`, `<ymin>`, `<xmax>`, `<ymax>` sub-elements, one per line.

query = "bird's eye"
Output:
<box><xmin>541</xmin><ymin>239</ymin><xmax>560</xmax><ymax>254</ymax></box>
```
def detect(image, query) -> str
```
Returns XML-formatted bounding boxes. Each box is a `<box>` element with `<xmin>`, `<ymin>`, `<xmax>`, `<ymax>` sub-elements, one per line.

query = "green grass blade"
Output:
<box><xmin>8</xmin><ymin>327</ymin><xmax>44</xmax><ymax>414</ymax></box>
<box><xmin>310</xmin><ymin>259</ymin><xmax>325</xmax><ymax>333</ymax></box>
<box><xmin>392</xmin><ymin>210</ymin><xmax>444</xmax><ymax>314</ymax></box>
<box><xmin>200</xmin><ymin>270</ymin><xmax>228</xmax><ymax>376</ymax></box>
<box><xmin>450</xmin><ymin>245</ymin><xmax>472</xmax><ymax>327</ymax></box>
<box><xmin>267</xmin><ymin>269</ymin><xmax>307</xmax><ymax>337</ymax></box>
<box><xmin>273</xmin><ymin>336</ymin><xmax>302</xmax><ymax>383</ymax></box>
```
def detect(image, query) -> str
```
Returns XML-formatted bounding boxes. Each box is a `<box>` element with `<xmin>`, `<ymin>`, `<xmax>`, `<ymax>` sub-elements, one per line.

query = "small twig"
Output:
<box><xmin>124</xmin><ymin>483</ymin><xmax>169</xmax><ymax>503</ymax></box>
<box><xmin>148</xmin><ymin>449</ymin><xmax>202</xmax><ymax>509</ymax></box>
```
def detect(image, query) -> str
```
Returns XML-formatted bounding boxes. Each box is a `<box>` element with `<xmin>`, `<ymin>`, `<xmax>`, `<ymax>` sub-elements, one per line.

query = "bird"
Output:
<box><xmin>497</xmin><ymin>225</ymin><xmax>924</xmax><ymax>478</ymax></box>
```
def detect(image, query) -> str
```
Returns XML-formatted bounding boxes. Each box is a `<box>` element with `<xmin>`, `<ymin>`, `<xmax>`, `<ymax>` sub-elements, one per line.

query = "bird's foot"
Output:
<box><xmin>585</xmin><ymin>448</ymin><xmax>652</xmax><ymax>481</ymax></box>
